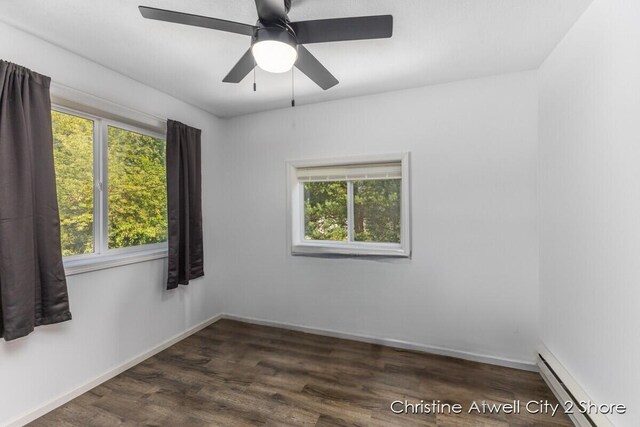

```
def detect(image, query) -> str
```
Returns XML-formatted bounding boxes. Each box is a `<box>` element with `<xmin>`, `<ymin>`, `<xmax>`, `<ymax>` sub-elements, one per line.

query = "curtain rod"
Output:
<box><xmin>50</xmin><ymin>81</ymin><xmax>167</xmax><ymax>124</ymax></box>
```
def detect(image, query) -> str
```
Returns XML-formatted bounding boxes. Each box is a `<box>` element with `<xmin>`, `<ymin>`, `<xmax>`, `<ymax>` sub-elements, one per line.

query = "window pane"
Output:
<box><xmin>52</xmin><ymin>111</ymin><xmax>94</xmax><ymax>256</ymax></box>
<box><xmin>108</xmin><ymin>126</ymin><xmax>167</xmax><ymax>249</ymax></box>
<box><xmin>304</xmin><ymin>181</ymin><xmax>348</xmax><ymax>241</ymax></box>
<box><xmin>353</xmin><ymin>179</ymin><xmax>401</xmax><ymax>243</ymax></box>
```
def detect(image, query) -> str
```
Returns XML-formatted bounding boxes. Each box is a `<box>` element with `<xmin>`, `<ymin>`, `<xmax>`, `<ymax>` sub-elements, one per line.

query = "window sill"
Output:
<box><xmin>63</xmin><ymin>248</ymin><xmax>168</xmax><ymax>276</ymax></box>
<box><xmin>292</xmin><ymin>241</ymin><xmax>410</xmax><ymax>258</ymax></box>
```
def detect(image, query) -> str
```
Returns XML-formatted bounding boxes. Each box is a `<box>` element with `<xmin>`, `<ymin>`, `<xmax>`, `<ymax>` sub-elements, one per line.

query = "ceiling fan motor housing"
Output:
<box><xmin>251</xmin><ymin>25</ymin><xmax>297</xmax><ymax>50</ymax></box>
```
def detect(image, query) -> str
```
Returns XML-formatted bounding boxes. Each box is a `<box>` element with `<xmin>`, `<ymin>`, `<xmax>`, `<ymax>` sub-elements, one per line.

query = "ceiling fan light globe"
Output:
<box><xmin>252</xmin><ymin>40</ymin><xmax>298</xmax><ymax>73</ymax></box>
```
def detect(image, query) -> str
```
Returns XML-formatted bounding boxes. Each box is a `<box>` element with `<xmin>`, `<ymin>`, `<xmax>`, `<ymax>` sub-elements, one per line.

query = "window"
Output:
<box><xmin>288</xmin><ymin>154</ymin><xmax>410</xmax><ymax>257</ymax></box>
<box><xmin>51</xmin><ymin>107</ymin><xmax>167</xmax><ymax>273</ymax></box>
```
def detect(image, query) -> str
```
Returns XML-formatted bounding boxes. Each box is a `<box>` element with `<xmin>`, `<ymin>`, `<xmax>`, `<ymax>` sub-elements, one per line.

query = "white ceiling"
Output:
<box><xmin>1</xmin><ymin>0</ymin><xmax>592</xmax><ymax>117</ymax></box>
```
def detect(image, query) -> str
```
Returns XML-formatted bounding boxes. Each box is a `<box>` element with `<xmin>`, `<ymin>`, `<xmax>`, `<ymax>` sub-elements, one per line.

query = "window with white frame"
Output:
<box><xmin>288</xmin><ymin>154</ymin><xmax>410</xmax><ymax>257</ymax></box>
<box><xmin>51</xmin><ymin>106</ymin><xmax>167</xmax><ymax>271</ymax></box>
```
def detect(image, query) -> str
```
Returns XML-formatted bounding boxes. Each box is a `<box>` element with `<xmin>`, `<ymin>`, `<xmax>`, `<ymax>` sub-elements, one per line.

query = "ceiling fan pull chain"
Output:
<box><xmin>291</xmin><ymin>67</ymin><xmax>295</xmax><ymax>108</ymax></box>
<box><xmin>253</xmin><ymin>62</ymin><xmax>257</xmax><ymax>92</ymax></box>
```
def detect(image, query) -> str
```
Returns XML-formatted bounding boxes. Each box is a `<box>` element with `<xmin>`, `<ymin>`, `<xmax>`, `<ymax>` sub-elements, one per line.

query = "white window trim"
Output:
<box><xmin>287</xmin><ymin>153</ymin><xmax>411</xmax><ymax>257</ymax></box>
<box><xmin>63</xmin><ymin>246</ymin><xmax>168</xmax><ymax>276</ymax></box>
<box><xmin>52</xmin><ymin>103</ymin><xmax>168</xmax><ymax>276</ymax></box>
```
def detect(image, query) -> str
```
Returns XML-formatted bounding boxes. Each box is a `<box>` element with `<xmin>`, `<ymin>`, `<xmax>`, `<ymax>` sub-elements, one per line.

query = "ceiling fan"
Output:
<box><xmin>139</xmin><ymin>0</ymin><xmax>393</xmax><ymax>90</ymax></box>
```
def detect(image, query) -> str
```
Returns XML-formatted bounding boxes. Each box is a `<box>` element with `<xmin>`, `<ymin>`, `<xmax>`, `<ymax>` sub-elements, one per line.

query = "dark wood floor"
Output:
<box><xmin>30</xmin><ymin>319</ymin><xmax>571</xmax><ymax>426</ymax></box>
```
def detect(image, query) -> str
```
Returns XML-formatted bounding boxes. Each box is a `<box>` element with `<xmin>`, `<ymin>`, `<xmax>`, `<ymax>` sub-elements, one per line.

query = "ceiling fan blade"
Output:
<box><xmin>222</xmin><ymin>49</ymin><xmax>255</xmax><ymax>83</ymax></box>
<box><xmin>139</xmin><ymin>6</ymin><xmax>256</xmax><ymax>37</ymax></box>
<box><xmin>290</xmin><ymin>15</ymin><xmax>393</xmax><ymax>44</ymax></box>
<box><xmin>254</xmin><ymin>0</ymin><xmax>287</xmax><ymax>24</ymax></box>
<box><xmin>295</xmin><ymin>46</ymin><xmax>338</xmax><ymax>90</ymax></box>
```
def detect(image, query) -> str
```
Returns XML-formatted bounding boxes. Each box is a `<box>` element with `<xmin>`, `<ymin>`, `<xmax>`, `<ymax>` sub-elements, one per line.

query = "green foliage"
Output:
<box><xmin>51</xmin><ymin>111</ymin><xmax>167</xmax><ymax>256</ymax></box>
<box><xmin>303</xmin><ymin>179</ymin><xmax>401</xmax><ymax>243</ymax></box>
<box><xmin>108</xmin><ymin>126</ymin><xmax>167</xmax><ymax>249</ymax></box>
<box><xmin>52</xmin><ymin>111</ymin><xmax>94</xmax><ymax>256</ymax></box>
<box><xmin>304</xmin><ymin>182</ymin><xmax>348</xmax><ymax>241</ymax></box>
<box><xmin>353</xmin><ymin>179</ymin><xmax>401</xmax><ymax>243</ymax></box>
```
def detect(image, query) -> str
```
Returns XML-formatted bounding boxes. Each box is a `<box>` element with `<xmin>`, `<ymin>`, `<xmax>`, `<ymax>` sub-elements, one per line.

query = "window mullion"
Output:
<box><xmin>91</xmin><ymin>118</ymin><xmax>102</xmax><ymax>255</ymax></box>
<box><xmin>99</xmin><ymin>120</ymin><xmax>109</xmax><ymax>254</ymax></box>
<box><xmin>347</xmin><ymin>180</ymin><xmax>354</xmax><ymax>242</ymax></box>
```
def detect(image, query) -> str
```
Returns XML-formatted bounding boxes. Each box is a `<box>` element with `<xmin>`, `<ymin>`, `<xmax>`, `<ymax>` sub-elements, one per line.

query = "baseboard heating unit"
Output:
<box><xmin>537</xmin><ymin>348</ymin><xmax>613</xmax><ymax>427</ymax></box>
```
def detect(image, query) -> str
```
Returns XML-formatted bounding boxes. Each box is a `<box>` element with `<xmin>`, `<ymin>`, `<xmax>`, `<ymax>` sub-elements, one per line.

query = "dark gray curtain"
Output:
<box><xmin>0</xmin><ymin>60</ymin><xmax>71</xmax><ymax>341</ymax></box>
<box><xmin>166</xmin><ymin>120</ymin><xmax>204</xmax><ymax>290</ymax></box>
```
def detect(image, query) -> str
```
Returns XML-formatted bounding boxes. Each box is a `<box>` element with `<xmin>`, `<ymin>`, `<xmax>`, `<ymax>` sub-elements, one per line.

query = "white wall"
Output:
<box><xmin>0</xmin><ymin>22</ymin><xmax>225</xmax><ymax>426</ymax></box>
<box><xmin>219</xmin><ymin>71</ymin><xmax>540</xmax><ymax>367</ymax></box>
<box><xmin>539</xmin><ymin>1</ymin><xmax>640</xmax><ymax>425</ymax></box>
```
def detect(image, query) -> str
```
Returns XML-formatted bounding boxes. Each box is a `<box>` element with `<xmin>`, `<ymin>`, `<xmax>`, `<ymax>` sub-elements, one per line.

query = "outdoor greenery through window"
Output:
<box><xmin>292</xmin><ymin>158</ymin><xmax>409</xmax><ymax>257</ymax></box>
<box><xmin>51</xmin><ymin>108</ymin><xmax>167</xmax><ymax>260</ymax></box>
<box><xmin>304</xmin><ymin>180</ymin><xmax>401</xmax><ymax>243</ymax></box>
<box><xmin>108</xmin><ymin>126</ymin><xmax>167</xmax><ymax>249</ymax></box>
<box><xmin>52</xmin><ymin>111</ymin><xmax>95</xmax><ymax>256</ymax></box>
<box><xmin>304</xmin><ymin>182</ymin><xmax>348</xmax><ymax>241</ymax></box>
<box><xmin>353</xmin><ymin>179</ymin><xmax>401</xmax><ymax>243</ymax></box>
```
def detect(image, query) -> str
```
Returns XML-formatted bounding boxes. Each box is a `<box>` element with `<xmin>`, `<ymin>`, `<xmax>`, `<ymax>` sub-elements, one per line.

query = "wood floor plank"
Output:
<box><xmin>29</xmin><ymin>319</ymin><xmax>572</xmax><ymax>426</ymax></box>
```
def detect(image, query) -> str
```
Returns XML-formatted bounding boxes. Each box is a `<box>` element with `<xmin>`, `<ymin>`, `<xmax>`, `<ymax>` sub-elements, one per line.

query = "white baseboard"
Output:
<box><xmin>5</xmin><ymin>313</ymin><xmax>224</xmax><ymax>427</ymax></box>
<box><xmin>537</xmin><ymin>345</ymin><xmax>613</xmax><ymax>427</ymax></box>
<box><xmin>221</xmin><ymin>313</ymin><xmax>538</xmax><ymax>372</ymax></box>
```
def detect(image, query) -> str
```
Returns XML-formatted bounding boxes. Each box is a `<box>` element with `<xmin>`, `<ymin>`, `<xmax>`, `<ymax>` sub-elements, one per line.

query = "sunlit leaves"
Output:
<box><xmin>303</xmin><ymin>179</ymin><xmax>401</xmax><ymax>243</ymax></box>
<box><xmin>304</xmin><ymin>182</ymin><xmax>348</xmax><ymax>241</ymax></box>
<box><xmin>108</xmin><ymin>126</ymin><xmax>167</xmax><ymax>249</ymax></box>
<box><xmin>52</xmin><ymin>111</ymin><xmax>94</xmax><ymax>256</ymax></box>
